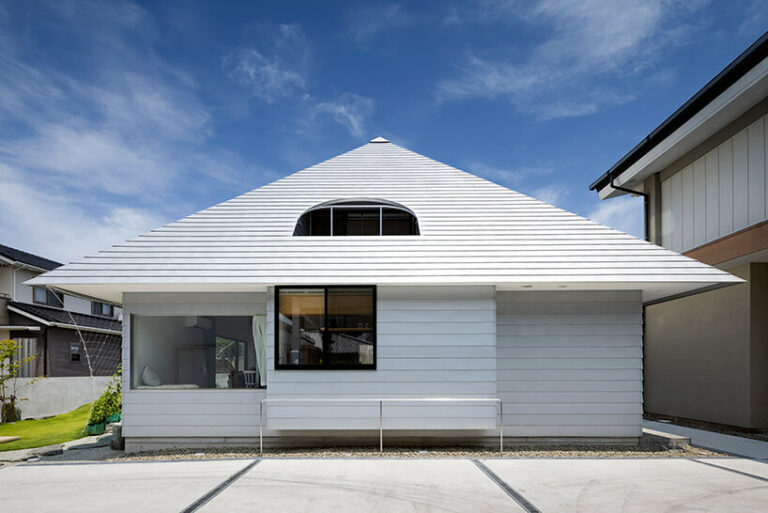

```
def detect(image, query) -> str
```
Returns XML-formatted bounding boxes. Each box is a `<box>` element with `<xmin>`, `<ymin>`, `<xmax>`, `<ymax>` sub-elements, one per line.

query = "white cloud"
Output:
<box><xmin>0</xmin><ymin>1</ymin><xmax>248</xmax><ymax>262</ymax></box>
<box><xmin>224</xmin><ymin>24</ymin><xmax>309</xmax><ymax>103</ymax></box>
<box><xmin>225</xmin><ymin>48</ymin><xmax>306</xmax><ymax>103</ymax></box>
<box><xmin>528</xmin><ymin>184</ymin><xmax>570</xmax><ymax>207</ymax></box>
<box><xmin>586</xmin><ymin>195</ymin><xmax>644</xmax><ymax>238</ymax></box>
<box><xmin>437</xmin><ymin>0</ymin><xmax>700</xmax><ymax>118</ymax></box>
<box><xmin>348</xmin><ymin>4</ymin><xmax>415</xmax><ymax>43</ymax></box>
<box><xmin>310</xmin><ymin>93</ymin><xmax>375</xmax><ymax>137</ymax></box>
<box><xmin>1</xmin><ymin>170</ymin><xmax>168</xmax><ymax>263</ymax></box>
<box><xmin>467</xmin><ymin>162</ymin><xmax>553</xmax><ymax>187</ymax></box>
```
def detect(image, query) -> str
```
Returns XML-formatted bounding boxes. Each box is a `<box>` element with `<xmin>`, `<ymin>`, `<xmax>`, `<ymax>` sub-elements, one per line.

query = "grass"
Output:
<box><xmin>0</xmin><ymin>403</ymin><xmax>90</xmax><ymax>452</ymax></box>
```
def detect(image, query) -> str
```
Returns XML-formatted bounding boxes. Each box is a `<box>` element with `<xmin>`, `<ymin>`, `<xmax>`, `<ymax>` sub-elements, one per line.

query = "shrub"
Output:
<box><xmin>88</xmin><ymin>365</ymin><xmax>122</xmax><ymax>426</ymax></box>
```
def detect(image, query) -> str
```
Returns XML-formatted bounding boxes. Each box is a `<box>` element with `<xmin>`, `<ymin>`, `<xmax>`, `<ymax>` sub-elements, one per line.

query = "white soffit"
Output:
<box><xmin>28</xmin><ymin>140</ymin><xmax>741</xmax><ymax>303</ymax></box>
<box><xmin>604</xmin><ymin>56</ymin><xmax>768</xmax><ymax>197</ymax></box>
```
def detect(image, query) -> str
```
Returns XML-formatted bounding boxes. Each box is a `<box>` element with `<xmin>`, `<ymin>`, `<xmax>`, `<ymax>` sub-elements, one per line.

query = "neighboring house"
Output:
<box><xmin>590</xmin><ymin>33</ymin><xmax>768</xmax><ymax>430</ymax></box>
<box><xmin>0</xmin><ymin>244</ymin><xmax>122</xmax><ymax>377</ymax></box>
<box><xmin>30</xmin><ymin>137</ymin><xmax>737</xmax><ymax>451</ymax></box>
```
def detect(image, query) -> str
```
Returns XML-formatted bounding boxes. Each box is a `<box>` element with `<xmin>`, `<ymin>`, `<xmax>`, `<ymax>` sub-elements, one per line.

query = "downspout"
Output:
<box><xmin>609</xmin><ymin>173</ymin><xmax>650</xmax><ymax>242</ymax></box>
<box><xmin>608</xmin><ymin>173</ymin><xmax>651</xmax><ymax>419</ymax></box>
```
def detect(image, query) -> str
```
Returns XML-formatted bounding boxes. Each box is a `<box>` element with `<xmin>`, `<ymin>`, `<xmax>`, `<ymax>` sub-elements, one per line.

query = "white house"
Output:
<box><xmin>29</xmin><ymin>137</ymin><xmax>739</xmax><ymax>451</ymax></box>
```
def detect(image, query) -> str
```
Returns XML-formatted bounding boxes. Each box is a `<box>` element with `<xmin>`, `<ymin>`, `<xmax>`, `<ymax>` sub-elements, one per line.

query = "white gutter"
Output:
<box><xmin>6</xmin><ymin>305</ymin><xmax>122</xmax><ymax>336</ymax></box>
<box><xmin>0</xmin><ymin>325</ymin><xmax>42</xmax><ymax>332</ymax></box>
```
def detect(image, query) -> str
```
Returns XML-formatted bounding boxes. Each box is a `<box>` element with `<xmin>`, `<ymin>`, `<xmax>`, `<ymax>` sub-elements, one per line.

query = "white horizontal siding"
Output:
<box><xmin>33</xmin><ymin>141</ymin><xmax>735</xmax><ymax>299</ymax></box>
<box><xmin>121</xmin><ymin>292</ymin><xmax>267</xmax><ymax>438</ymax></box>
<box><xmin>661</xmin><ymin>113</ymin><xmax>768</xmax><ymax>252</ymax></box>
<box><xmin>266</xmin><ymin>285</ymin><xmax>498</xmax><ymax>431</ymax></box>
<box><xmin>496</xmin><ymin>290</ymin><xmax>643</xmax><ymax>438</ymax></box>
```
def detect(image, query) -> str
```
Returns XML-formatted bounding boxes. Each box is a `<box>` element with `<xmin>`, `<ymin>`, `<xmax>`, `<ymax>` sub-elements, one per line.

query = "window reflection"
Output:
<box><xmin>277</xmin><ymin>287</ymin><xmax>376</xmax><ymax>369</ymax></box>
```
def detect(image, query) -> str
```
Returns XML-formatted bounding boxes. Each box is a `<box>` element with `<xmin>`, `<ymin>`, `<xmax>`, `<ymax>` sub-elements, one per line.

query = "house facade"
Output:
<box><xmin>31</xmin><ymin>138</ymin><xmax>738</xmax><ymax>451</ymax></box>
<box><xmin>0</xmin><ymin>244</ymin><xmax>122</xmax><ymax>377</ymax></box>
<box><xmin>590</xmin><ymin>34</ymin><xmax>768</xmax><ymax>430</ymax></box>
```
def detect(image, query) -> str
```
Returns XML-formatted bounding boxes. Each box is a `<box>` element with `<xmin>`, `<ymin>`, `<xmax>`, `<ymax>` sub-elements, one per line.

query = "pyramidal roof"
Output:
<box><xmin>30</xmin><ymin>138</ymin><xmax>740</xmax><ymax>303</ymax></box>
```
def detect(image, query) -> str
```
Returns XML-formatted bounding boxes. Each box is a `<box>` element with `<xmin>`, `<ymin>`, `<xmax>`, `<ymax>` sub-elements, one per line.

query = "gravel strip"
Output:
<box><xmin>109</xmin><ymin>444</ymin><xmax>721</xmax><ymax>462</ymax></box>
<box><xmin>646</xmin><ymin>414</ymin><xmax>768</xmax><ymax>442</ymax></box>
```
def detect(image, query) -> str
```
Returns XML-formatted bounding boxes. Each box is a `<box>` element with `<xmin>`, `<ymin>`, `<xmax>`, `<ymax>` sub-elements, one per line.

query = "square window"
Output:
<box><xmin>276</xmin><ymin>286</ymin><xmax>376</xmax><ymax>369</ymax></box>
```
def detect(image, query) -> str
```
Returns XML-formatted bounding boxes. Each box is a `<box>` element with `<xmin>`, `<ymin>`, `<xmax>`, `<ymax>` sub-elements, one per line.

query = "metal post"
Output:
<box><xmin>259</xmin><ymin>401</ymin><xmax>263</xmax><ymax>456</ymax></box>
<box><xmin>379</xmin><ymin>400</ymin><xmax>383</xmax><ymax>453</ymax></box>
<box><xmin>499</xmin><ymin>400</ymin><xmax>504</xmax><ymax>454</ymax></box>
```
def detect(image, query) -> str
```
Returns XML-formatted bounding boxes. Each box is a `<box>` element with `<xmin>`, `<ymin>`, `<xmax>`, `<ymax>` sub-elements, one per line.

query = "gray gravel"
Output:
<box><xmin>109</xmin><ymin>443</ymin><xmax>721</xmax><ymax>462</ymax></box>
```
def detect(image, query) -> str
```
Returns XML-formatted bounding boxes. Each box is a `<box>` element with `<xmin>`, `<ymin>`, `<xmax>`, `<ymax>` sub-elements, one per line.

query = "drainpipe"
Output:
<box><xmin>609</xmin><ymin>173</ymin><xmax>650</xmax><ymax>419</ymax></box>
<box><xmin>609</xmin><ymin>173</ymin><xmax>650</xmax><ymax>242</ymax></box>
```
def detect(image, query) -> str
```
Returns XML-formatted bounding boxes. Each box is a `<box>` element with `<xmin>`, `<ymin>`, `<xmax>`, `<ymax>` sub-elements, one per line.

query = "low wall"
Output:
<box><xmin>11</xmin><ymin>376</ymin><xmax>113</xmax><ymax>419</ymax></box>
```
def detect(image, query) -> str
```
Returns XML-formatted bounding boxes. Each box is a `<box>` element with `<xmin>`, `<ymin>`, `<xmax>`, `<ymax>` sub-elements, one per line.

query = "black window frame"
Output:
<box><xmin>274</xmin><ymin>285</ymin><xmax>377</xmax><ymax>371</ymax></box>
<box><xmin>293</xmin><ymin>200</ymin><xmax>419</xmax><ymax>237</ymax></box>
<box><xmin>91</xmin><ymin>301</ymin><xmax>114</xmax><ymax>317</ymax></box>
<box><xmin>32</xmin><ymin>286</ymin><xmax>64</xmax><ymax>308</ymax></box>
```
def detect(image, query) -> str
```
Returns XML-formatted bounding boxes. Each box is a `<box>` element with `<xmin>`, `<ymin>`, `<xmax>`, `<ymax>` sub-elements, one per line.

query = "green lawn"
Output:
<box><xmin>0</xmin><ymin>404</ymin><xmax>90</xmax><ymax>452</ymax></box>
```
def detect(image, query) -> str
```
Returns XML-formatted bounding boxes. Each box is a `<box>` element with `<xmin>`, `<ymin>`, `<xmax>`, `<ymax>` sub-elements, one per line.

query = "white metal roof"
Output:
<box><xmin>29</xmin><ymin>139</ymin><xmax>741</xmax><ymax>303</ymax></box>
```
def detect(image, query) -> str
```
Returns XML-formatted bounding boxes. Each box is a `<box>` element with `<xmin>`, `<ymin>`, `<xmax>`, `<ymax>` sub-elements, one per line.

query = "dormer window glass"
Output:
<box><xmin>294</xmin><ymin>200</ymin><xmax>419</xmax><ymax>236</ymax></box>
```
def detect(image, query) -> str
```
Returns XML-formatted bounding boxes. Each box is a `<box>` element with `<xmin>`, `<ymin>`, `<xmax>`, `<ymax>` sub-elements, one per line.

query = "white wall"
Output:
<box><xmin>10</xmin><ymin>266</ymin><xmax>121</xmax><ymax>318</ymax></box>
<box><xmin>265</xmin><ymin>285</ymin><xmax>498</xmax><ymax>431</ymax></box>
<box><xmin>0</xmin><ymin>267</ymin><xmax>12</xmax><ymax>298</ymax></box>
<box><xmin>122</xmin><ymin>292</ymin><xmax>267</xmax><ymax>438</ymax></box>
<box><xmin>14</xmin><ymin>268</ymin><xmax>37</xmax><ymax>303</ymax></box>
<box><xmin>661</xmin><ymin>113</ymin><xmax>768</xmax><ymax>252</ymax></box>
<box><xmin>121</xmin><ymin>288</ymin><xmax>642</xmax><ymax>441</ymax></box>
<box><xmin>13</xmin><ymin>376</ymin><xmax>113</xmax><ymax>418</ymax></box>
<box><xmin>496</xmin><ymin>290</ymin><xmax>643</xmax><ymax>438</ymax></box>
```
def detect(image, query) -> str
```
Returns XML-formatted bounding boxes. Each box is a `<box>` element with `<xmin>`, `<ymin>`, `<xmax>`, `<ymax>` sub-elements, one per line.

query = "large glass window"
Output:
<box><xmin>131</xmin><ymin>315</ymin><xmax>267</xmax><ymax>389</ymax></box>
<box><xmin>276</xmin><ymin>286</ymin><xmax>376</xmax><ymax>369</ymax></box>
<box><xmin>293</xmin><ymin>200</ymin><xmax>419</xmax><ymax>236</ymax></box>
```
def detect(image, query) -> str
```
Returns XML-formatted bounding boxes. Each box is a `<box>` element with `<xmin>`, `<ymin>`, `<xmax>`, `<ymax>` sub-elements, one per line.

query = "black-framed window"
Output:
<box><xmin>276</xmin><ymin>286</ymin><xmax>376</xmax><ymax>370</ymax></box>
<box><xmin>91</xmin><ymin>301</ymin><xmax>113</xmax><ymax>317</ymax></box>
<box><xmin>33</xmin><ymin>286</ymin><xmax>63</xmax><ymax>307</ymax></box>
<box><xmin>294</xmin><ymin>200</ymin><xmax>419</xmax><ymax>236</ymax></box>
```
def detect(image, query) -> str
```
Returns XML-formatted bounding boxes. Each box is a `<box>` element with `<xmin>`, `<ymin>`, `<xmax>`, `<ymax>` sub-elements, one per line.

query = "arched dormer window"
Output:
<box><xmin>294</xmin><ymin>199</ymin><xmax>419</xmax><ymax>236</ymax></box>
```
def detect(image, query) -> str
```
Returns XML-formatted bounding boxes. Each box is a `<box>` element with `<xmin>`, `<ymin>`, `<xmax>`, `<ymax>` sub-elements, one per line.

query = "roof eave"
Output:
<box><xmin>591</xmin><ymin>30</ymin><xmax>768</xmax><ymax>195</ymax></box>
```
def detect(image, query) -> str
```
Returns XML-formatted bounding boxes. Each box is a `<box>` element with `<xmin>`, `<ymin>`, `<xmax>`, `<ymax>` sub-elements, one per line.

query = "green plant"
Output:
<box><xmin>0</xmin><ymin>339</ymin><xmax>41</xmax><ymax>423</ymax></box>
<box><xmin>88</xmin><ymin>365</ymin><xmax>122</xmax><ymax>426</ymax></box>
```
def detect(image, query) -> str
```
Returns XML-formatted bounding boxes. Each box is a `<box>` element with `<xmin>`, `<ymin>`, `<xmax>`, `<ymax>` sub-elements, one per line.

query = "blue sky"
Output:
<box><xmin>1</xmin><ymin>0</ymin><xmax>767</xmax><ymax>263</ymax></box>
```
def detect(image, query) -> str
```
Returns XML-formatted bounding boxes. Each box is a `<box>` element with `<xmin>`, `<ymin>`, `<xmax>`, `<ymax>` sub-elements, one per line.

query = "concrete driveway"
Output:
<box><xmin>2</xmin><ymin>457</ymin><xmax>768</xmax><ymax>512</ymax></box>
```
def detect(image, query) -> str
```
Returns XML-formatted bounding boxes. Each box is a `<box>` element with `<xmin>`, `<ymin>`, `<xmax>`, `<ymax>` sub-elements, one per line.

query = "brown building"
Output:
<box><xmin>0</xmin><ymin>244</ymin><xmax>121</xmax><ymax>377</ymax></box>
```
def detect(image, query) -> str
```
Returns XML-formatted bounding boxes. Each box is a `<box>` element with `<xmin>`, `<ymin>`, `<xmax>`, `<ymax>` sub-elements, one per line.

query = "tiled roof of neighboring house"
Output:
<box><xmin>0</xmin><ymin>243</ymin><xmax>62</xmax><ymax>271</ymax></box>
<box><xmin>8</xmin><ymin>301</ymin><xmax>121</xmax><ymax>333</ymax></box>
<box><xmin>30</xmin><ymin>137</ymin><xmax>741</xmax><ymax>303</ymax></box>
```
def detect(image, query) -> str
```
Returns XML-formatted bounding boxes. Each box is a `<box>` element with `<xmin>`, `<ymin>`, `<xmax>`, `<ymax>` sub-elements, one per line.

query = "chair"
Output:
<box><xmin>243</xmin><ymin>370</ymin><xmax>258</xmax><ymax>389</ymax></box>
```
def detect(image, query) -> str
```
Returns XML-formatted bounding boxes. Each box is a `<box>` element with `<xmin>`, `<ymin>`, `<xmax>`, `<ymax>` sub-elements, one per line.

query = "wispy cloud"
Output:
<box><xmin>437</xmin><ymin>0</ymin><xmax>701</xmax><ymax>119</ymax></box>
<box><xmin>224</xmin><ymin>23</ymin><xmax>374</xmax><ymax>137</ymax></box>
<box><xmin>528</xmin><ymin>184</ymin><xmax>570</xmax><ymax>207</ymax></box>
<box><xmin>310</xmin><ymin>93</ymin><xmax>375</xmax><ymax>138</ymax></box>
<box><xmin>348</xmin><ymin>4</ymin><xmax>415</xmax><ymax>43</ymax></box>
<box><xmin>224</xmin><ymin>24</ymin><xmax>309</xmax><ymax>103</ymax></box>
<box><xmin>0</xmin><ymin>1</ymin><xmax>249</xmax><ymax>262</ymax></box>
<box><xmin>586</xmin><ymin>195</ymin><xmax>644</xmax><ymax>238</ymax></box>
<box><xmin>467</xmin><ymin>162</ymin><xmax>553</xmax><ymax>187</ymax></box>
